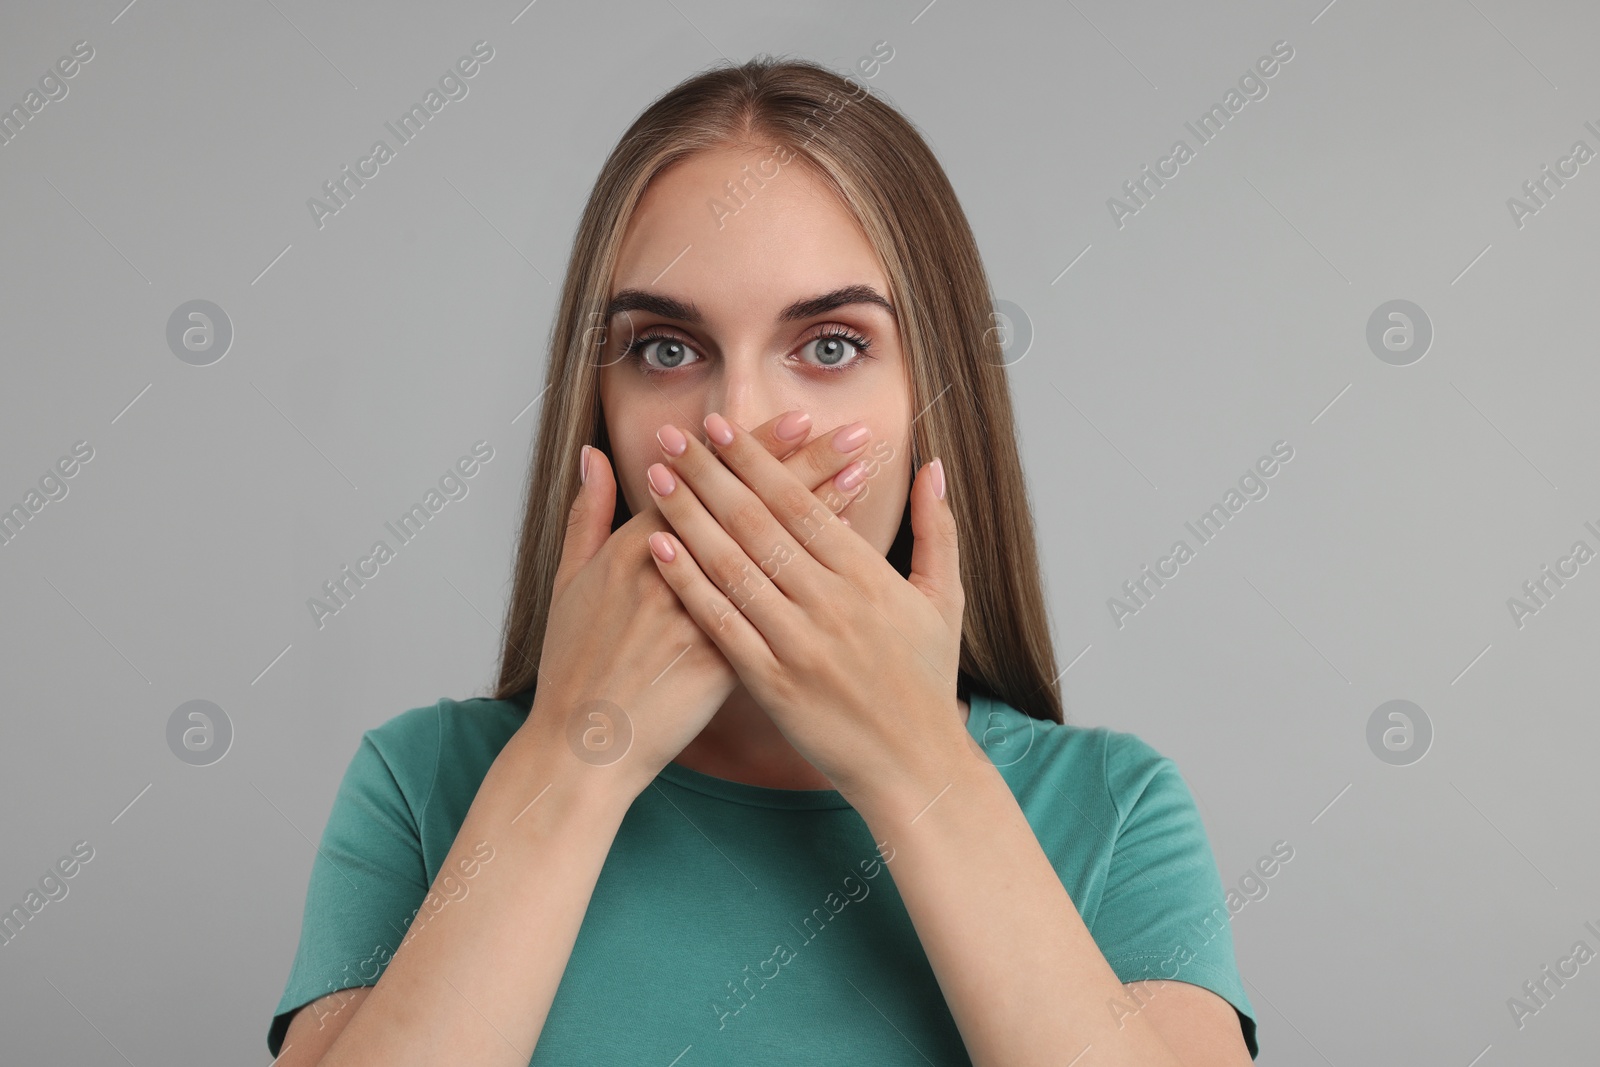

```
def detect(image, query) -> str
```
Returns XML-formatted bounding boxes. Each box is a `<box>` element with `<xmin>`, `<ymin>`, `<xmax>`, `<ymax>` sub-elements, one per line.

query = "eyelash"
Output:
<box><xmin>620</xmin><ymin>325</ymin><xmax>874</xmax><ymax>378</ymax></box>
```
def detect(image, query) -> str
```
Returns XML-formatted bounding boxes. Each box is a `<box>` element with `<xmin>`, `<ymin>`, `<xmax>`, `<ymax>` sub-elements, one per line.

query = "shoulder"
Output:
<box><xmin>972</xmin><ymin>692</ymin><xmax>1196</xmax><ymax>824</ymax></box>
<box><xmin>968</xmin><ymin>691</ymin><xmax>1107</xmax><ymax>786</ymax></box>
<box><xmin>361</xmin><ymin>693</ymin><xmax>529</xmax><ymax>753</ymax></box>
<box><xmin>348</xmin><ymin>694</ymin><xmax>529</xmax><ymax>812</ymax></box>
<box><xmin>1096</xmin><ymin>727</ymin><xmax>1191</xmax><ymax>823</ymax></box>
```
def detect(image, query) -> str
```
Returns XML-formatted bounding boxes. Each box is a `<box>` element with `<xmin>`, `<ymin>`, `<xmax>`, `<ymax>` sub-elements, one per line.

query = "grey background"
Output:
<box><xmin>2</xmin><ymin>0</ymin><xmax>1596</xmax><ymax>1063</ymax></box>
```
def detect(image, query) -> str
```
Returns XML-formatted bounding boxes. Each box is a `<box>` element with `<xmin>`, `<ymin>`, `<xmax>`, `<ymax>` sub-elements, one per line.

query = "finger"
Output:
<box><xmin>586</xmin><ymin>409</ymin><xmax>865</xmax><ymax>550</ymax></box>
<box><xmin>776</xmin><ymin>418</ymin><xmax>889</xmax><ymax>518</ymax></box>
<box><xmin>646</xmin><ymin>529</ymin><xmax>778</xmax><ymax>680</ymax></box>
<box><xmin>555</xmin><ymin>443</ymin><xmax>616</xmax><ymax>597</ymax></box>
<box><xmin>724</xmin><ymin>409</ymin><xmax>874</xmax><ymax>510</ymax></box>
<box><xmin>908</xmin><ymin>457</ymin><xmax>964</xmax><ymax>632</ymax></box>
<box><xmin>746</xmin><ymin>408</ymin><xmax>814</xmax><ymax>462</ymax></box>
<box><xmin>654</xmin><ymin>416</ymin><xmax>830</xmax><ymax>603</ymax></box>
<box><xmin>694</xmin><ymin>411</ymin><xmax>878</xmax><ymax>586</ymax></box>
<box><xmin>644</xmin><ymin>458</ymin><xmax>804</xmax><ymax>648</ymax></box>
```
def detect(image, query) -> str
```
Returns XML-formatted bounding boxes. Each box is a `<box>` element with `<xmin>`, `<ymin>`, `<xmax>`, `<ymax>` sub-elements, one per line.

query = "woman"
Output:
<box><xmin>269</xmin><ymin>56</ymin><xmax>1259</xmax><ymax>1065</ymax></box>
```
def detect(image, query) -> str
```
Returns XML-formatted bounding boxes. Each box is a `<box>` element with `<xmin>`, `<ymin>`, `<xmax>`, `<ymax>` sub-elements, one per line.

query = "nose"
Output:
<box><xmin>704</xmin><ymin>355</ymin><xmax>787</xmax><ymax>440</ymax></box>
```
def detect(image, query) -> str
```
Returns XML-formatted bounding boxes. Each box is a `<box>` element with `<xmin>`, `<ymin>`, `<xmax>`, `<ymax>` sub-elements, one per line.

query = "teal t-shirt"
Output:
<box><xmin>269</xmin><ymin>689</ymin><xmax>1258</xmax><ymax>1061</ymax></box>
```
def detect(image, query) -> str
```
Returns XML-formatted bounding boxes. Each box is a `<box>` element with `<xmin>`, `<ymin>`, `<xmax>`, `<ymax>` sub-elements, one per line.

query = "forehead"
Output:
<box><xmin>610</xmin><ymin>145</ymin><xmax>886</xmax><ymax>303</ymax></box>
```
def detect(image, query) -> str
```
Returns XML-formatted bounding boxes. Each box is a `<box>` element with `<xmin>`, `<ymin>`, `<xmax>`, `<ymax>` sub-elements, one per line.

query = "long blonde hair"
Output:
<box><xmin>492</xmin><ymin>55</ymin><xmax>1063</xmax><ymax>725</ymax></box>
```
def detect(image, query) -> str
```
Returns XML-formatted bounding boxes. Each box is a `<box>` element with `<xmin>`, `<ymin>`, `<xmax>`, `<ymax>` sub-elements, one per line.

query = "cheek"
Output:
<box><xmin>862</xmin><ymin>433</ymin><xmax>910</xmax><ymax>493</ymax></box>
<box><xmin>605</xmin><ymin>421</ymin><xmax>686</xmax><ymax>523</ymax></box>
<box><xmin>844</xmin><ymin>434</ymin><xmax>911</xmax><ymax>531</ymax></box>
<box><xmin>613</xmin><ymin>434</ymin><xmax>655</xmax><ymax>514</ymax></box>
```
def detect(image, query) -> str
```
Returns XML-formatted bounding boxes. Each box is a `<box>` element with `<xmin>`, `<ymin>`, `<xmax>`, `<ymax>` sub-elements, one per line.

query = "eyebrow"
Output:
<box><xmin>603</xmin><ymin>283</ymin><xmax>896</xmax><ymax>326</ymax></box>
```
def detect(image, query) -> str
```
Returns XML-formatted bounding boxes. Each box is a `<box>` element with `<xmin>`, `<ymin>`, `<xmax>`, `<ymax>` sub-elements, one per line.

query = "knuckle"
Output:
<box><xmin>811</xmin><ymin>482</ymin><xmax>845</xmax><ymax>513</ymax></box>
<box><xmin>788</xmin><ymin>439</ymin><xmax>835</xmax><ymax>482</ymax></box>
<box><xmin>716</xmin><ymin>557</ymin><xmax>763</xmax><ymax>602</ymax></box>
<box><xmin>725</xmin><ymin>497</ymin><xmax>769</xmax><ymax>539</ymax></box>
<box><xmin>773</xmin><ymin>485</ymin><xmax>814</xmax><ymax>524</ymax></box>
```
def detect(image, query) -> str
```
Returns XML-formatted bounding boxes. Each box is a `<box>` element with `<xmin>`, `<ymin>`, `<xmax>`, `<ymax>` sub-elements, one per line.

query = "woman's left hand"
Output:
<box><xmin>642</xmin><ymin>411</ymin><xmax>969</xmax><ymax>809</ymax></box>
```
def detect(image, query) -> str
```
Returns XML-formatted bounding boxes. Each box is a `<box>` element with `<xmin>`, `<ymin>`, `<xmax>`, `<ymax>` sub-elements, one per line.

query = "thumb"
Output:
<box><xmin>907</xmin><ymin>457</ymin><xmax>963</xmax><ymax>630</ymax></box>
<box><xmin>902</xmin><ymin>454</ymin><xmax>960</xmax><ymax>630</ymax></box>
<box><xmin>557</xmin><ymin>444</ymin><xmax>616</xmax><ymax>586</ymax></box>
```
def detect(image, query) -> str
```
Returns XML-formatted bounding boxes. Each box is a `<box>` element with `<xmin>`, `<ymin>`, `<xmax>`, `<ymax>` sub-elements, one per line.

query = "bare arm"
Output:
<box><xmin>275</xmin><ymin>987</ymin><xmax>371</xmax><ymax>1065</ymax></box>
<box><xmin>299</xmin><ymin>721</ymin><xmax>635</xmax><ymax>1067</ymax></box>
<box><xmin>269</xmin><ymin>414</ymin><xmax>875</xmax><ymax>1064</ymax></box>
<box><xmin>855</xmin><ymin>740</ymin><xmax>1250</xmax><ymax>1067</ymax></box>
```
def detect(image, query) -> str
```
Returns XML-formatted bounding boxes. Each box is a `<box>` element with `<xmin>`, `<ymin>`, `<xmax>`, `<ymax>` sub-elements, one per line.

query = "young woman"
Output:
<box><xmin>269</xmin><ymin>57</ymin><xmax>1260</xmax><ymax>1065</ymax></box>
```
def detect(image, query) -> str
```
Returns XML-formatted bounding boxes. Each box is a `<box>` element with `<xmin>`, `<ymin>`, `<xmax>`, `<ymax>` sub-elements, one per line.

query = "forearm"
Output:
<box><xmin>320</xmin><ymin>721</ymin><xmax>637</xmax><ymax>1067</ymax></box>
<box><xmin>855</xmin><ymin>746</ymin><xmax>1183</xmax><ymax>1067</ymax></box>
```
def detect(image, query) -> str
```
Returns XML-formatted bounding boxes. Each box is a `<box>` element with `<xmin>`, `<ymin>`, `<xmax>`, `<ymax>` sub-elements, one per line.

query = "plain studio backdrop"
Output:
<box><xmin>2</xmin><ymin>0</ymin><xmax>1598</xmax><ymax>1063</ymax></box>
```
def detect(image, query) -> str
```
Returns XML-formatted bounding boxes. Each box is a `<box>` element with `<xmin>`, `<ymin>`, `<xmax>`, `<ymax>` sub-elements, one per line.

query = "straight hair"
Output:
<box><xmin>493</xmin><ymin>54</ymin><xmax>1063</xmax><ymax>725</ymax></box>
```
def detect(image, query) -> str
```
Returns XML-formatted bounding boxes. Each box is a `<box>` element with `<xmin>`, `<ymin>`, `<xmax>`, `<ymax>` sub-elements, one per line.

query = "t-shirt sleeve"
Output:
<box><xmin>1093</xmin><ymin>730</ymin><xmax>1259</xmax><ymax>1060</ymax></box>
<box><xmin>266</xmin><ymin>723</ymin><xmax>435</xmax><ymax>1057</ymax></box>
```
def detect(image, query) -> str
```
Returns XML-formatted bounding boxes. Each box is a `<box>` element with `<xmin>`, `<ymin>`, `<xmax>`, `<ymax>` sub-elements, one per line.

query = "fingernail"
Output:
<box><xmin>656</xmin><ymin>423</ymin><xmax>687</xmax><ymax>456</ymax></box>
<box><xmin>931</xmin><ymin>457</ymin><xmax>945</xmax><ymax>500</ymax></box>
<box><xmin>647</xmin><ymin>463</ymin><xmax>676</xmax><ymax>495</ymax></box>
<box><xmin>835</xmin><ymin>460</ymin><xmax>866</xmax><ymax>492</ymax></box>
<box><xmin>704</xmin><ymin>412</ymin><xmax>734</xmax><ymax>446</ymax></box>
<box><xmin>775</xmin><ymin>410</ymin><xmax>812</xmax><ymax>441</ymax></box>
<box><xmin>580</xmin><ymin>444</ymin><xmax>591</xmax><ymax>486</ymax></box>
<box><xmin>649</xmin><ymin>532</ymin><xmax>676</xmax><ymax>562</ymax></box>
<box><xmin>833</xmin><ymin>422</ymin><xmax>869</xmax><ymax>452</ymax></box>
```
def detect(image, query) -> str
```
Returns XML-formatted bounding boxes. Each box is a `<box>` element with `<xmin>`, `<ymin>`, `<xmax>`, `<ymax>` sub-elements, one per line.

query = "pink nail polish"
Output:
<box><xmin>649</xmin><ymin>532</ymin><xmax>676</xmax><ymax>562</ymax></box>
<box><xmin>833</xmin><ymin>422</ymin><xmax>869</xmax><ymax>452</ymax></box>
<box><xmin>656</xmin><ymin>423</ymin><xmax>687</xmax><ymax>456</ymax></box>
<box><xmin>647</xmin><ymin>463</ymin><xmax>675</xmax><ymax>496</ymax></box>
<box><xmin>775</xmin><ymin>410</ymin><xmax>812</xmax><ymax>441</ymax></box>
<box><xmin>931</xmin><ymin>457</ymin><xmax>945</xmax><ymax>500</ymax></box>
<box><xmin>705</xmin><ymin>412</ymin><xmax>734</xmax><ymax>446</ymax></box>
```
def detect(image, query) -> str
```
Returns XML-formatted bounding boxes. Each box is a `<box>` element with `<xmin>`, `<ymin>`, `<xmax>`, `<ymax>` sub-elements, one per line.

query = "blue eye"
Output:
<box><xmin>624</xmin><ymin>335</ymin><xmax>700</xmax><ymax>374</ymax></box>
<box><xmin>801</xmin><ymin>327</ymin><xmax>873</xmax><ymax>370</ymax></box>
<box><xmin>620</xmin><ymin>326</ymin><xmax>875</xmax><ymax>378</ymax></box>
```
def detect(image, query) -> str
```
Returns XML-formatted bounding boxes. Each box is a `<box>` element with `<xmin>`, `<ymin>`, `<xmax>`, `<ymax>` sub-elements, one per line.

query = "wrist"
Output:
<box><xmin>846</xmin><ymin>716</ymin><xmax>983</xmax><ymax>827</ymax></box>
<box><xmin>499</xmin><ymin>716</ymin><xmax>645</xmax><ymax>823</ymax></box>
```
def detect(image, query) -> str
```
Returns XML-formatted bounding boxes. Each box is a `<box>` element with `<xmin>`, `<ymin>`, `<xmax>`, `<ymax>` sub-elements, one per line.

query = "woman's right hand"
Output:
<box><xmin>521</xmin><ymin>411</ymin><xmax>879</xmax><ymax>799</ymax></box>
